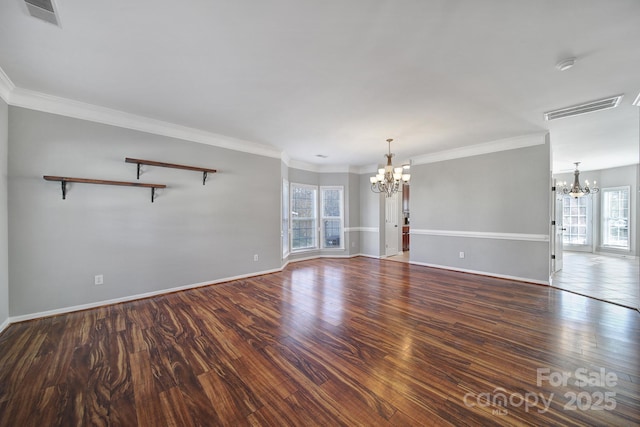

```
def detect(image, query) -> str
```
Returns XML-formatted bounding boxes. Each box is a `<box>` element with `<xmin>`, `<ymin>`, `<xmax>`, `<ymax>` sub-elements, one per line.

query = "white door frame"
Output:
<box><xmin>385</xmin><ymin>192</ymin><xmax>400</xmax><ymax>256</ymax></box>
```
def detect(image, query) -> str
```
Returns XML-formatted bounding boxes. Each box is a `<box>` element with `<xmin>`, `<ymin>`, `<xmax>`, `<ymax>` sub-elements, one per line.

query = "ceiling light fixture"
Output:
<box><xmin>555</xmin><ymin>57</ymin><xmax>576</xmax><ymax>71</ymax></box>
<box><xmin>558</xmin><ymin>162</ymin><xmax>599</xmax><ymax>198</ymax></box>
<box><xmin>370</xmin><ymin>139</ymin><xmax>410</xmax><ymax>197</ymax></box>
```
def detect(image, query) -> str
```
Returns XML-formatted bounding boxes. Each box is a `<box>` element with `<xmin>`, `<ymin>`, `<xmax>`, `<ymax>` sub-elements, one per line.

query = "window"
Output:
<box><xmin>602</xmin><ymin>186</ymin><xmax>630</xmax><ymax>250</ymax></box>
<box><xmin>562</xmin><ymin>195</ymin><xmax>590</xmax><ymax>246</ymax></box>
<box><xmin>289</xmin><ymin>183</ymin><xmax>345</xmax><ymax>252</ymax></box>
<box><xmin>321</xmin><ymin>186</ymin><xmax>344</xmax><ymax>249</ymax></box>
<box><xmin>282</xmin><ymin>179</ymin><xmax>289</xmax><ymax>257</ymax></box>
<box><xmin>291</xmin><ymin>184</ymin><xmax>317</xmax><ymax>250</ymax></box>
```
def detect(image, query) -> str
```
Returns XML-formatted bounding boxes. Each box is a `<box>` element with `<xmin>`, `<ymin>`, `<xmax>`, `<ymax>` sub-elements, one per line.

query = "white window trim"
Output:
<box><xmin>562</xmin><ymin>194</ymin><xmax>593</xmax><ymax>250</ymax></box>
<box><xmin>290</xmin><ymin>183</ymin><xmax>319</xmax><ymax>252</ymax></box>
<box><xmin>282</xmin><ymin>178</ymin><xmax>290</xmax><ymax>259</ymax></box>
<box><xmin>320</xmin><ymin>186</ymin><xmax>345</xmax><ymax>250</ymax></box>
<box><xmin>601</xmin><ymin>185</ymin><xmax>631</xmax><ymax>251</ymax></box>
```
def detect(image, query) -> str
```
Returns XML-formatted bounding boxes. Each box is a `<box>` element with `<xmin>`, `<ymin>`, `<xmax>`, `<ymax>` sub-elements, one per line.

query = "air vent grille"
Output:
<box><xmin>544</xmin><ymin>95</ymin><xmax>623</xmax><ymax>121</ymax></box>
<box><xmin>25</xmin><ymin>0</ymin><xmax>59</xmax><ymax>26</ymax></box>
<box><xmin>26</xmin><ymin>0</ymin><xmax>54</xmax><ymax>13</ymax></box>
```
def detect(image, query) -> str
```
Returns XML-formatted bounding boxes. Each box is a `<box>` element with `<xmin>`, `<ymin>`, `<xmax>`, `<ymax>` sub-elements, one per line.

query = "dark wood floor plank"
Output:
<box><xmin>0</xmin><ymin>257</ymin><xmax>638</xmax><ymax>426</ymax></box>
<box><xmin>159</xmin><ymin>386</ymin><xmax>195</xmax><ymax>427</ymax></box>
<box><xmin>129</xmin><ymin>350</ymin><xmax>165</xmax><ymax>427</ymax></box>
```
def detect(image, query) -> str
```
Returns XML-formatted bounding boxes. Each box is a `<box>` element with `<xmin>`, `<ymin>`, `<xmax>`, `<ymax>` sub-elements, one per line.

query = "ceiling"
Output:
<box><xmin>0</xmin><ymin>0</ymin><xmax>638</xmax><ymax>172</ymax></box>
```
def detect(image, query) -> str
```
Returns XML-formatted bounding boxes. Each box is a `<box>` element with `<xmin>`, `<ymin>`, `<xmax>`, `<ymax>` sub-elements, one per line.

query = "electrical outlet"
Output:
<box><xmin>94</xmin><ymin>274</ymin><xmax>104</xmax><ymax>285</ymax></box>
<box><xmin>459</xmin><ymin>252</ymin><xmax>465</xmax><ymax>259</ymax></box>
<box><xmin>254</xmin><ymin>254</ymin><xmax>259</xmax><ymax>262</ymax></box>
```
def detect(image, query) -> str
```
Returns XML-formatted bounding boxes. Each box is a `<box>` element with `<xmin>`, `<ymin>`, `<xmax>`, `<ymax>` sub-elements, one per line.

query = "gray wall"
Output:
<box><xmin>554</xmin><ymin>163</ymin><xmax>639</xmax><ymax>256</ymax></box>
<box><xmin>0</xmin><ymin>98</ymin><xmax>8</xmax><ymax>328</ymax></box>
<box><xmin>358</xmin><ymin>174</ymin><xmax>382</xmax><ymax>257</ymax></box>
<box><xmin>409</xmin><ymin>139</ymin><xmax>551</xmax><ymax>282</ymax></box>
<box><xmin>8</xmin><ymin>107</ymin><xmax>281</xmax><ymax>317</ymax></box>
<box><xmin>347</xmin><ymin>172</ymin><xmax>361</xmax><ymax>256</ymax></box>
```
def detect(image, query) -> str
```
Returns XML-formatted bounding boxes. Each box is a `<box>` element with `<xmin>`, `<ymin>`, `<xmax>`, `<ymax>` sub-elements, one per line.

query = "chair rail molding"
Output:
<box><xmin>410</xmin><ymin>229</ymin><xmax>549</xmax><ymax>242</ymax></box>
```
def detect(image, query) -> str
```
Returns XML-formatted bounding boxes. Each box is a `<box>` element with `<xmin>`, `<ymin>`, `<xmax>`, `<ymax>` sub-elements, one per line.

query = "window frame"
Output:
<box><xmin>290</xmin><ymin>183</ymin><xmax>318</xmax><ymax>252</ymax></box>
<box><xmin>320</xmin><ymin>186</ymin><xmax>345</xmax><ymax>250</ymax></box>
<box><xmin>601</xmin><ymin>186</ymin><xmax>631</xmax><ymax>251</ymax></box>
<box><xmin>282</xmin><ymin>179</ymin><xmax>290</xmax><ymax>258</ymax></box>
<box><xmin>561</xmin><ymin>194</ymin><xmax>592</xmax><ymax>249</ymax></box>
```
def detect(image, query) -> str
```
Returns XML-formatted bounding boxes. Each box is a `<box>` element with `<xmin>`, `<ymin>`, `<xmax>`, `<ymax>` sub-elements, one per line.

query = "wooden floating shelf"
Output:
<box><xmin>43</xmin><ymin>176</ymin><xmax>166</xmax><ymax>202</ymax></box>
<box><xmin>125</xmin><ymin>157</ymin><xmax>217</xmax><ymax>185</ymax></box>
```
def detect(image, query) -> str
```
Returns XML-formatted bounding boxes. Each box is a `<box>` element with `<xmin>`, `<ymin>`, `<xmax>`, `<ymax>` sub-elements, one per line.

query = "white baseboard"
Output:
<box><xmin>7</xmin><ymin>253</ymin><xmax>543</xmax><ymax>328</ymax></box>
<box><xmin>8</xmin><ymin>266</ymin><xmax>284</xmax><ymax>324</ymax></box>
<box><xmin>0</xmin><ymin>317</ymin><xmax>10</xmax><ymax>335</ymax></box>
<box><xmin>357</xmin><ymin>253</ymin><xmax>384</xmax><ymax>259</ymax></box>
<box><xmin>7</xmin><ymin>254</ymin><xmax>377</xmax><ymax>325</ymax></box>
<box><xmin>287</xmin><ymin>252</ymin><xmax>371</xmax><ymax>265</ymax></box>
<box><xmin>409</xmin><ymin>261</ymin><xmax>550</xmax><ymax>286</ymax></box>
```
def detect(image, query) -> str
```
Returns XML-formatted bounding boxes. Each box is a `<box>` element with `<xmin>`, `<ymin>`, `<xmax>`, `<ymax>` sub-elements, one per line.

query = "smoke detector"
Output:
<box><xmin>555</xmin><ymin>58</ymin><xmax>576</xmax><ymax>71</ymax></box>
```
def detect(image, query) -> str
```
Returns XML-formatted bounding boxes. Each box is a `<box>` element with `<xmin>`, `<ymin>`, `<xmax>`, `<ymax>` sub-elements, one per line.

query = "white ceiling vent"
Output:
<box><xmin>24</xmin><ymin>0</ymin><xmax>59</xmax><ymax>26</ymax></box>
<box><xmin>544</xmin><ymin>95</ymin><xmax>623</xmax><ymax>121</ymax></box>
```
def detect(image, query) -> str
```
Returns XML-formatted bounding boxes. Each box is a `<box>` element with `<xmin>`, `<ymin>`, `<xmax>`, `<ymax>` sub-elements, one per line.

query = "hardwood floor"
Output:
<box><xmin>553</xmin><ymin>251</ymin><xmax>639</xmax><ymax>309</ymax></box>
<box><xmin>1</xmin><ymin>257</ymin><xmax>638</xmax><ymax>426</ymax></box>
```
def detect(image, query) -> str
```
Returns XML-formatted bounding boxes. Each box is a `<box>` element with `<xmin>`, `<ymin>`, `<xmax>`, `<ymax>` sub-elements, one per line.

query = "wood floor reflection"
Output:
<box><xmin>1</xmin><ymin>257</ymin><xmax>638</xmax><ymax>426</ymax></box>
<box><xmin>553</xmin><ymin>251</ymin><xmax>639</xmax><ymax>309</ymax></box>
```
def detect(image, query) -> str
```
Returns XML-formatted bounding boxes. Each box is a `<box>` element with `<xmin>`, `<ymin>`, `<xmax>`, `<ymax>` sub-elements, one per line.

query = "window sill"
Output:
<box><xmin>291</xmin><ymin>248</ymin><xmax>319</xmax><ymax>254</ymax></box>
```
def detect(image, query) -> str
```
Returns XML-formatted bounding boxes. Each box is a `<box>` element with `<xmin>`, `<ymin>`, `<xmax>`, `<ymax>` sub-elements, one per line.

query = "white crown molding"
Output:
<box><xmin>411</xmin><ymin>133</ymin><xmax>548</xmax><ymax>166</ymax></box>
<box><xmin>0</xmin><ymin>65</ymin><xmax>552</xmax><ymax>170</ymax></box>
<box><xmin>411</xmin><ymin>228</ymin><xmax>549</xmax><ymax>242</ymax></box>
<box><xmin>280</xmin><ymin>151</ymin><xmax>291</xmax><ymax>167</ymax></box>
<box><xmin>7</xmin><ymin>86</ymin><xmax>283</xmax><ymax>159</ymax></box>
<box><xmin>288</xmin><ymin>158</ymin><xmax>359</xmax><ymax>173</ymax></box>
<box><xmin>357</xmin><ymin>163</ymin><xmax>381</xmax><ymax>175</ymax></box>
<box><xmin>0</xmin><ymin>67</ymin><xmax>15</xmax><ymax>104</ymax></box>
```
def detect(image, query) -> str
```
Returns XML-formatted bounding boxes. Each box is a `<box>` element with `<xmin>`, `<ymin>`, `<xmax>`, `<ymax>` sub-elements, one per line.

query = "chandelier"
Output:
<box><xmin>558</xmin><ymin>162</ymin><xmax>599</xmax><ymax>198</ymax></box>
<box><xmin>369</xmin><ymin>138</ymin><xmax>410</xmax><ymax>197</ymax></box>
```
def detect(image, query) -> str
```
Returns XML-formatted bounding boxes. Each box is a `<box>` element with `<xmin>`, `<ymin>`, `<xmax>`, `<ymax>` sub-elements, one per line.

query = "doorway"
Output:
<box><xmin>385</xmin><ymin>192</ymin><xmax>400</xmax><ymax>256</ymax></box>
<box><xmin>387</xmin><ymin>184</ymin><xmax>411</xmax><ymax>263</ymax></box>
<box><xmin>551</xmin><ymin>176</ymin><xmax>639</xmax><ymax>309</ymax></box>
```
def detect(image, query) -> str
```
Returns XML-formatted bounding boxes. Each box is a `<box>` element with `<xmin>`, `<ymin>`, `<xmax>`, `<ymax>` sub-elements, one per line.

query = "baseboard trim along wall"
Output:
<box><xmin>410</xmin><ymin>260</ymin><xmax>550</xmax><ymax>286</ymax></box>
<box><xmin>7</xmin><ymin>266</ymin><xmax>285</xmax><ymax>324</ymax></box>
<box><xmin>411</xmin><ymin>229</ymin><xmax>549</xmax><ymax>242</ymax></box>
<box><xmin>7</xmin><ymin>253</ymin><xmax>376</xmax><ymax>326</ymax></box>
<box><xmin>0</xmin><ymin>318</ymin><xmax>9</xmax><ymax>335</ymax></box>
<box><xmin>5</xmin><ymin>250</ymin><xmax>546</xmax><ymax>328</ymax></box>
